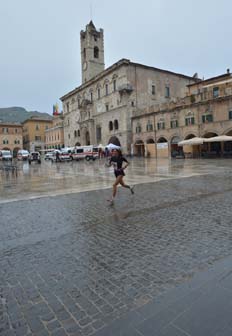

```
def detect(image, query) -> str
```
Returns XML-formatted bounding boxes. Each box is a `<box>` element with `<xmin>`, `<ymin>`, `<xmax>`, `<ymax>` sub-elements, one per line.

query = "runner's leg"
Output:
<box><xmin>119</xmin><ymin>177</ymin><xmax>134</xmax><ymax>194</ymax></box>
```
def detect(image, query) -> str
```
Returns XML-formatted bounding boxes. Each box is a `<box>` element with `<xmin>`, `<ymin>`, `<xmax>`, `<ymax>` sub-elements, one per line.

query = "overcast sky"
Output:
<box><xmin>0</xmin><ymin>0</ymin><xmax>231</xmax><ymax>113</ymax></box>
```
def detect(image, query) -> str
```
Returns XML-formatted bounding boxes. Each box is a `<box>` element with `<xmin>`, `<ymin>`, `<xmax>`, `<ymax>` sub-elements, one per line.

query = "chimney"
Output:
<box><xmin>227</xmin><ymin>68</ymin><xmax>230</xmax><ymax>74</ymax></box>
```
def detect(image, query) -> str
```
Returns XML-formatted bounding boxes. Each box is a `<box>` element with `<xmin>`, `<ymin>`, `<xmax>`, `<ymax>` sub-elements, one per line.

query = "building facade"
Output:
<box><xmin>45</xmin><ymin>115</ymin><xmax>64</xmax><ymax>149</ymax></box>
<box><xmin>132</xmin><ymin>72</ymin><xmax>232</xmax><ymax>157</ymax></box>
<box><xmin>0</xmin><ymin>123</ymin><xmax>23</xmax><ymax>155</ymax></box>
<box><xmin>23</xmin><ymin>117</ymin><xmax>52</xmax><ymax>152</ymax></box>
<box><xmin>61</xmin><ymin>21</ymin><xmax>197</xmax><ymax>154</ymax></box>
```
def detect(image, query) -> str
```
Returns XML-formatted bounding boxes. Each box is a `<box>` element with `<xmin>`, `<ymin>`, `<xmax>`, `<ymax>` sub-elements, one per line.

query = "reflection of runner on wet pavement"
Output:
<box><xmin>107</xmin><ymin>149</ymin><xmax>134</xmax><ymax>205</ymax></box>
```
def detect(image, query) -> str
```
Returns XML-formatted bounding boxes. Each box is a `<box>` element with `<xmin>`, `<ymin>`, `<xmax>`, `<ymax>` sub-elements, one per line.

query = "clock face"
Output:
<box><xmin>83</xmin><ymin>61</ymin><xmax>87</xmax><ymax>70</ymax></box>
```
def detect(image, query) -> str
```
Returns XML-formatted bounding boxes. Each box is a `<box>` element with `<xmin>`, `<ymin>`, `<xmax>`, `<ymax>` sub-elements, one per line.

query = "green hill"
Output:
<box><xmin>0</xmin><ymin>107</ymin><xmax>52</xmax><ymax>123</ymax></box>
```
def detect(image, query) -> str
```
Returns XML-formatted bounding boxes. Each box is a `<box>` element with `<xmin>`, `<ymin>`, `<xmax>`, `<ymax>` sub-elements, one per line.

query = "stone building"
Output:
<box><xmin>60</xmin><ymin>21</ymin><xmax>197</xmax><ymax>153</ymax></box>
<box><xmin>45</xmin><ymin>114</ymin><xmax>64</xmax><ymax>150</ymax></box>
<box><xmin>132</xmin><ymin>71</ymin><xmax>232</xmax><ymax>158</ymax></box>
<box><xmin>0</xmin><ymin>123</ymin><xmax>23</xmax><ymax>156</ymax></box>
<box><xmin>22</xmin><ymin>117</ymin><xmax>52</xmax><ymax>152</ymax></box>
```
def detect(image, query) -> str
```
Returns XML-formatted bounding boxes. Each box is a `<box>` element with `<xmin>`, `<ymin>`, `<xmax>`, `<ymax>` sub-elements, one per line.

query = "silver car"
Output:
<box><xmin>0</xmin><ymin>150</ymin><xmax>13</xmax><ymax>161</ymax></box>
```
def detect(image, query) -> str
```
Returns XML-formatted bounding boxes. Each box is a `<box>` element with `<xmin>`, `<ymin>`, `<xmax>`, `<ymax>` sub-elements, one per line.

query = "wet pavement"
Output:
<box><xmin>0</xmin><ymin>158</ymin><xmax>232</xmax><ymax>335</ymax></box>
<box><xmin>0</xmin><ymin>157</ymin><xmax>232</xmax><ymax>203</ymax></box>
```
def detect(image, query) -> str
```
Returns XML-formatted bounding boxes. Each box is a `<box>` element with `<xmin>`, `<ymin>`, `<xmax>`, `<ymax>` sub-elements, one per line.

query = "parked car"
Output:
<box><xmin>0</xmin><ymin>150</ymin><xmax>13</xmax><ymax>161</ymax></box>
<box><xmin>70</xmin><ymin>146</ymin><xmax>99</xmax><ymax>161</ymax></box>
<box><xmin>28</xmin><ymin>152</ymin><xmax>41</xmax><ymax>164</ymax></box>
<box><xmin>17</xmin><ymin>149</ymin><xmax>30</xmax><ymax>160</ymax></box>
<box><xmin>44</xmin><ymin>152</ymin><xmax>54</xmax><ymax>160</ymax></box>
<box><xmin>50</xmin><ymin>149</ymin><xmax>72</xmax><ymax>162</ymax></box>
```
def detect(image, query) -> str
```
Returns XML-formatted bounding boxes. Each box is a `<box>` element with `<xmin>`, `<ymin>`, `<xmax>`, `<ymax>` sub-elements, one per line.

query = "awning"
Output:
<box><xmin>178</xmin><ymin>137</ymin><xmax>204</xmax><ymax>146</ymax></box>
<box><xmin>203</xmin><ymin>135</ymin><xmax>232</xmax><ymax>142</ymax></box>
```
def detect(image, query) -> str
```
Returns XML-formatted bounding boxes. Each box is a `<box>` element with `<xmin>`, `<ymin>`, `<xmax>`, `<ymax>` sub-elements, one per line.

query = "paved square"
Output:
<box><xmin>0</xmin><ymin>158</ymin><xmax>232</xmax><ymax>335</ymax></box>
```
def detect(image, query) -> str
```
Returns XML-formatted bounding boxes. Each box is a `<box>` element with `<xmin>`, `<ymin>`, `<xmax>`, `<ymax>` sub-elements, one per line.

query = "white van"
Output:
<box><xmin>70</xmin><ymin>146</ymin><xmax>99</xmax><ymax>161</ymax></box>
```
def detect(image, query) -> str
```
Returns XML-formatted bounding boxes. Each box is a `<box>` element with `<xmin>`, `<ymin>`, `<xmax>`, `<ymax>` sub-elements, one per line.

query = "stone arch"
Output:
<box><xmin>146</xmin><ymin>138</ymin><xmax>155</xmax><ymax>144</ymax></box>
<box><xmin>170</xmin><ymin>136</ymin><xmax>182</xmax><ymax>157</ymax></box>
<box><xmin>184</xmin><ymin>133</ymin><xmax>197</xmax><ymax>140</ymax></box>
<box><xmin>224</xmin><ymin>128</ymin><xmax>232</xmax><ymax>136</ymax></box>
<box><xmin>134</xmin><ymin>139</ymin><xmax>145</xmax><ymax>157</ymax></box>
<box><xmin>157</xmin><ymin>137</ymin><xmax>168</xmax><ymax>143</ymax></box>
<box><xmin>203</xmin><ymin>131</ymin><xmax>218</xmax><ymax>138</ymax></box>
<box><xmin>108</xmin><ymin>136</ymin><xmax>121</xmax><ymax>146</ymax></box>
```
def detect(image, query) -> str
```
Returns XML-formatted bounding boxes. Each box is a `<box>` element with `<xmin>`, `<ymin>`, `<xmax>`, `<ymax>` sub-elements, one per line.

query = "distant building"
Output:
<box><xmin>132</xmin><ymin>71</ymin><xmax>232</xmax><ymax>158</ymax></box>
<box><xmin>60</xmin><ymin>21</ymin><xmax>197</xmax><ymax>153</ymax></box>
<box><xmin>0</xmin><ymin>123</ymin><xmax>23</xmax><ymax>155</ymax></box>
<box><xmin>45</xmin><ymin>114</ymin><xmax>64</xmax><ymax>150</ymax></box>
<box><xmin>22</xmin><ymin>117</ymin><xmax>52</xmax><ymax>152</ymax></box>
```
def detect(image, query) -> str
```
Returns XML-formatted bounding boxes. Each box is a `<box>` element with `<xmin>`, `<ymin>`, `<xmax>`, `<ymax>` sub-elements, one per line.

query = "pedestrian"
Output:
<box><xmin>56</xmin><ymin>150</ymin><xmax>61</xmax><ymax>162</ymax></box>
<box><xmin>107</xmin><ymin>149</ymin><xmax>134</xmax><ymax>205</ymax></box>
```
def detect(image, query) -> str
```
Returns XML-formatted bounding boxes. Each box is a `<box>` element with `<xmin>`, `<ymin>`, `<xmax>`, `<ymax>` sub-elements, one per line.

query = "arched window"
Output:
<box><xmin>77</xmin><ymin>130</ymin><xmax>80</xmax><ymax>137</ymax></box>
<box><xmin>109</xmin><ymin>121</ymin><xmax>113</xmax><ymax>131</ymax></box>
<box><xmin>94</xmin><ymin>46</ymin><xmax>99</xmax><ymax>58</ymax></box>
<box><xmin>74</xmin><ymin>130</ymin><xmax>77</xmax><ymax>138</ymax></box>
<box><xmin>114</xmin><ymin>120</ymin><xmax>119</xmax><ymax>130</ymax></box>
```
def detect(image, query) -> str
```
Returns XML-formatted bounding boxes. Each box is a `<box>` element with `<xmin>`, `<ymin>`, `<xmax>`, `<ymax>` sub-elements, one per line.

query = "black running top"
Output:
<box><xmin>109</xmin><ymin>156</ymin><xmax>128</xmax><ymax>169</ymax></box>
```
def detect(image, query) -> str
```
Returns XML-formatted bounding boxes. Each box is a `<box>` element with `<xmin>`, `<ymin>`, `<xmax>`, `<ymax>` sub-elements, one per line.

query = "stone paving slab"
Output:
<box><xmin>1</xmin><ymin>171</ymin><xmax>232</xmax><ymax>335</ymax></box>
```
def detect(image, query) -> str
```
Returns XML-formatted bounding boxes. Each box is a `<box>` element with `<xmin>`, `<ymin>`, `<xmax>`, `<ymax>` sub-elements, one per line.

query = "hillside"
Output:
<box><xmin>0</xmin><ymin>107</ymin><xmax>52</xmax><ymax>123</ymax></box>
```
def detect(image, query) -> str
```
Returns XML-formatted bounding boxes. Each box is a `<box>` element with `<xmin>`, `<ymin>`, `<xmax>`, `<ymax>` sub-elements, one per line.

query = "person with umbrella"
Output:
<box><xmin>106</xmin><ymin>148</ymin><xmax>134</xmax><ymax>205</ymax></box>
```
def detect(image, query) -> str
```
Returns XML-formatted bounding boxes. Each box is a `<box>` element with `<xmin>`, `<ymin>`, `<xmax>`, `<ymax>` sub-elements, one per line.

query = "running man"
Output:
<box><xmin>107</xmin><ymin>149</ymin><xmax>134</xmax><ymax>204</ymax></box>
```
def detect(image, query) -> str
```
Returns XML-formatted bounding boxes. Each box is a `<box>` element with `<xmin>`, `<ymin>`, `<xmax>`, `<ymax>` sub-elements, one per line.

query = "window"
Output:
<box><xmin>83</xmin><ymin>48</ymin><xmax>86</xmax><ymax>59</ymax></box>
<box><xmin>213</xmin><ymin>87</ymin><xmax>219</xmax><ymax>98</ymax></box>
<box><xmin>67</xmin><ymin>102</ymin><xmax>70</xmax><ymax>113</ymax></box>
<box><xmin>94</xmin><ymin>46</ymin><xmax>99</xmax><ymax>58</ymax></box>
<box><xmin>14</xmin><ymin>140</ymin><xmax>20</xmax><ymax>144</ymax></box>
<box><xmin>74</xmin><ymin>130</ymin><xmax>77</xmax><ymax>137</ymax></box>
<box><xmin>96</xmin><ymin>126</ymin><xmax>102</xmax><ymax>142</ymax></box>
<box><xmin>68</xmin><ymin>134</ymin><xmax>70</xmax><ymax>139</ymax></box>
<box><xmin>105</xmin><ymin>84</ymin><xmax>109</xmax><ymax>96</ymax></box>
<box><xmin>152</xmin><ymin>85</ymin><xmax>156</xmax><ymax>95</ymax></box>
<box><xmin>170</xmin><ymin>120</ymin><xmax>178</xmax><ymax>128</ymax></box>
<box><xmin>131</xmin><ymin>101</ymin><xmax>135</xmax><ymax>107</ymax></box>
<box><xmin>15</xmin><ymin>128</ymin><xmax>18</xmax><ymax>133</ymax></box>
<box><xmin>90</xmin><ymin>92</ymin><xmax>93</xmax><ymax>102</ymax></box>
<box><xmin>2</xmin><ymin>128</ymin><xmax>8</xmax><ymax>134</ymax></box>
<box><xmin>113</xmin><ymin>80</ymin><xmax>117</xmax><ymax>92</ymax></box>
<box><xmin>157</xmin><ymin>122</ymin><xmax>165</xmax><ymax>130</ymax></box>
<box><xmin>3</xmin><ymin>139</ymin><xmax>8</xmax><ymax>144</ymax></box>
<box><xmin>202</xmin><ymin>114</ymin><xmax>213</xmax><ymax>123</ymax></box>
<box><xmin>45</xmin><ymin>125</ymin><xmax>49</xmax><ymax>130</ymax></box>
<box><xmin>77</xmin><ymin>130</ymin><xmax>80</xmax><ymax>137</ymax></box>
<box><xmin>106</xmin><ymin>104</ymin><xmax>109</xmax><ymax>112</ymax></box>
<box><xmin>114</xmin><ymin>120</ymin><xmax>119</xmax><ymax>130</ymax></box>
<box><xmin>35</xmin><ymin>124</ymin><xmax>39</xmax><ymax>131</ymax></box>
<box><xmin>78</xmin><ymin>98</ymin><xmax>81</xmax><ymax>107</ymax></box>
<box><xmin>229</xmin><ymin>111</ymin><xmax>232</xmax><ymax>120</ymax></box>
<box><xmin>35</xmin><ymin>136</ymin><xmax>41</xmax><ymax>141</ymax></box>
<box><xmin>165</xmin><ymin>86</ymin><xmax>170</xmax><ymax>98</ymax></box>
<box><xmin>109</xmin><ymin>121</ymin><xmax>113</xmax><ymax>131</ymax></box>
<box><xmin>136</xmin><ymin>124</ymin><xmax>142</xmax><ymax>133</ymax></box>
<box><xmin>98</xmin><ymin>88</ymin><xmax>101</xmax><ymax>99</ymax></box>
<box><xmin>146</xmin><ymin>121</ymin><xmax>153</xmax><ymax>132</ymax></box>
<box><xmin>185</xmin><ymin>117</ymin><xmax>195</xmax><ymax>126</ymax></box>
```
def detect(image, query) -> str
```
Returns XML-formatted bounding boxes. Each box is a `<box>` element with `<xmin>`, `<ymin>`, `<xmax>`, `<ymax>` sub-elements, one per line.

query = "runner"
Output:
<box><xmin>107</xmin><ymin>149</ymin><xmax>134</xmax><ymax>205</ymax></box>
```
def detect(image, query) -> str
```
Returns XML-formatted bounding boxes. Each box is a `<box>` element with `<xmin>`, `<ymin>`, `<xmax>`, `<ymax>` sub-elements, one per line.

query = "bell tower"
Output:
<box><xmin>80</xmin><ymin>21</ymin><xmax>105</xmax><ymax>83</ymax></box>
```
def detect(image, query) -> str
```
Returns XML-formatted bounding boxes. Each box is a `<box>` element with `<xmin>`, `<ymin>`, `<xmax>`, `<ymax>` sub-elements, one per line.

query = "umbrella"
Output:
<box><xmin>178</xmin><ymin>137</ymin><xmax>204</xmax><ymax>146</ymax></box>
<box><xmin>106</xmin><ymin>143</ymin><xmax>121</xmax><ymax>150</ymax></box>
<box><xmin>203</xmin><ymin>135</ymin><xmax>232</xmax><ymax>142</ymax></box>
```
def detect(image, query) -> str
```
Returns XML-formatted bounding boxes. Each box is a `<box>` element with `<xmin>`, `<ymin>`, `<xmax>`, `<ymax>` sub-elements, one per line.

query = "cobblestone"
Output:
<box><xmin>1</xmin><ymin>169</ymin><xmax>232</xmax><ymax>335</ymax></box>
